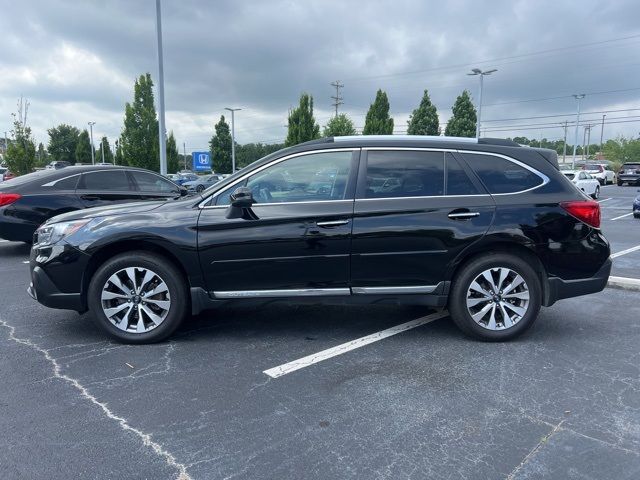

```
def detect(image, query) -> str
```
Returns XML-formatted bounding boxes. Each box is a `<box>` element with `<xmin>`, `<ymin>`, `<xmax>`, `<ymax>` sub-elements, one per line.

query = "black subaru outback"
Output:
<box><xmin>28</xmin><ymin>136</ymin><xmax>611</xmax><ymax>343</ymax></box>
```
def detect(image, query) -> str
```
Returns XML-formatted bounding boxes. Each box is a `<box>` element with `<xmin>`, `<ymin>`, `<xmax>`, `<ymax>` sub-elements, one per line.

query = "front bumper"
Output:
<box><xmin>545</xmin><ymin>257</ymin><xmax>612</xmax><ymax>306</ymax></box>
<box><xmin>28</xmin><ymin>242</ymin><xmax>90</xmax><ymax>312</ymax></box>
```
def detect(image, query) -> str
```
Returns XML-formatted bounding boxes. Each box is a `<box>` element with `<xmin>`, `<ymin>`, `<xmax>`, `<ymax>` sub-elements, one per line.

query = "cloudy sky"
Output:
<box><xmin>1</xmin><ymin>0</ymin><xmax>639</xmax><ymax>152</ymax></box>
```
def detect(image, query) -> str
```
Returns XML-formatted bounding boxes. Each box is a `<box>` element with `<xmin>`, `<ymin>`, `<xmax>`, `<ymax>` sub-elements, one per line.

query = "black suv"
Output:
<box><xmin>28</xmin><ymin>136</ymin><xmax>611</xmax><ymax>343</ymax></box>
<box><xmin>617</xmin><ymin>162</ymin><xmax>640</xmax><ymax>186</ymax></box>
<box><xmin>0</xmin><ymin>165</ymin><xmax>186</xmax><ymax>243</ymax></box>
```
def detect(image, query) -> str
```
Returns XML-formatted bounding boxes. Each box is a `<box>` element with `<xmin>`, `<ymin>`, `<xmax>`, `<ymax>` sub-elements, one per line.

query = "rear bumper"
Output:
<box><xmin>545</xmin><ymin>257</ymin><xmax>612</xmax><ymax>306</ymax></box>
<box><xmin>619</xmin><ymin>175</ymin><xmax>640</xmax><ymax>184</ymax></box>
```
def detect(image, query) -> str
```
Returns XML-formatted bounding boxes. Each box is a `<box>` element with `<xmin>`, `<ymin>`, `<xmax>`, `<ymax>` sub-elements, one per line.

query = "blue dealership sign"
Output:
<box><xmin>192</xmin><ymin>151</ymin><xmax>211</xmax><ymax>172</ymax></box>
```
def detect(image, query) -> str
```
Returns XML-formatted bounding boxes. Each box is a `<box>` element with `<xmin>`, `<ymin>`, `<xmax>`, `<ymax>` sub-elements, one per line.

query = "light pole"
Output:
<box><xmin>600</xmin><ymin>114</ymin><xmax>606</xmax><ymax>154</ymax></box>
<box><xmin>155</xmin><ymin>0</ymin><xmax>167</xmax><ymax>175</ymax></box>
<box><xmin>88</xmin><ymin>122</ymin><xmax>96</xmax><ymax>165</ymax></box>
<box><xmin>562</xmin><ymin>121</ymin><xmax>568</xmax><ymax>163</ymax></box>
<box><xmin>467</xmin><ymin>68</ymin><xmax>497</xmax><ymax>139</ymax></box>
<box><xmin>183</xmin><ymin>142</ymin><xmax>187</xmax><ymax>170</ymax></box>
<box><xmin>101</xmin><ymin>138</ymin><xmax>105</xmax><ymax>163</ymax></box>
<box><xmin>571</xmin><ymin>94</ymin><xmax>585</xmax><ymax>169</ymax></box>
<box><xmin>225</xmin><ymin>107</ymin><xmax>241</xmax><ymax>173</ymax></box>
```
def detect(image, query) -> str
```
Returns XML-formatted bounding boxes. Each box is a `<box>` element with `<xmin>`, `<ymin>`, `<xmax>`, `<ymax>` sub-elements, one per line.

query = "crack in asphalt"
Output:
<box><xmin>0</xmin><ymin>317</ymin><xmax>192</xmax><ymax>480</ymax></box>
<box><xmin>505</xmin><ymin>419</ymin><xmax>566</xmax><ymax>480</ymax></box>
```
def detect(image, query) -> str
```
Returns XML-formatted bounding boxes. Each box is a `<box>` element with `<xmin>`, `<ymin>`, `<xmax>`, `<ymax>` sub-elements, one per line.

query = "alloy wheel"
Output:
<box><xmin>465</xmin><ymin>267</ymin><xmax>530</xmax><ymax>330</ymax></box>
<box><xmin>100</xmin><ymin>267</ymin><xmax>171</xmax><ymax>333</ymax></box>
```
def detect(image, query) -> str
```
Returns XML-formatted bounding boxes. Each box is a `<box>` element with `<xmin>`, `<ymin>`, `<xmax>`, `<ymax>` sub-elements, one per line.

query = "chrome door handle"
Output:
<box><xmin>448</xmin><ymin>212</ymin><xmax>480</xmax><ymax>219</ymax></box>
<box><xmin>316</xmin><ymin>220</ymin><xmax>349</xmax><ymax>227</ymax></box>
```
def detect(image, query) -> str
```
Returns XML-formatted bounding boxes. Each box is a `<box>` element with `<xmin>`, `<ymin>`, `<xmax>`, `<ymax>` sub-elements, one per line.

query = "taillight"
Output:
<box><xmin>560</xmin><ymin>200</ymin><xmax>600</xmax><ymax>229</ymax></box>
<box><xmin>0</xmin><ymin>193</ymin><xmax>21</xmax><ymax>207</ymax></box>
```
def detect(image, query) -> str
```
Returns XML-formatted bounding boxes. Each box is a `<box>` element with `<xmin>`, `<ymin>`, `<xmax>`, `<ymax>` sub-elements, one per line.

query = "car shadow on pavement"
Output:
<box><xmin>0</xmin><ymin>241</ymin><xmax>31</xmax><ymax>258</ymax></box>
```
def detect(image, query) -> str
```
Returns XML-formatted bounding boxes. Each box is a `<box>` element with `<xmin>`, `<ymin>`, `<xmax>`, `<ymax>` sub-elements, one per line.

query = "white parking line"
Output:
<box><xmin>597</xmin><ymin>197</ymin><xmax>612</xmax><ymax>203</ymax></box>
<box><xmin>610</xmin><ymin>212</ymin><xmax>634</xmax><ymax>221</ymax></box>
<box><xmin>263</xmin><ymin>310</ymin><xmax>449</xmax><ymax>379</ymax></box>
<box><xmin>612</xmin><ymin>244</ymin><xmax>640</xmax><ymax>259</ymax></box>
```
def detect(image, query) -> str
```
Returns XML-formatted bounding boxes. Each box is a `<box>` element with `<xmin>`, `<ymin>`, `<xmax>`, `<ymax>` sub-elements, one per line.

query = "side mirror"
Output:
<box><xmin>225</xmin><ymin>187</ymin><xmax>258</xmax><ymax>220</ymax></box>
<box><xmin>179</xmin><ymin>187</ymin><xmax>188</xmax><ymax>196</ymax></box>
<box><xmin>230</xmin><ymin>187</ymin><xmax>255</xmax><ymax>208</ymax></box>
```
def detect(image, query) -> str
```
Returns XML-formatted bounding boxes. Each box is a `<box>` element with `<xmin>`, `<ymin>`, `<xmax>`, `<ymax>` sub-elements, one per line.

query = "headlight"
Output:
<box><xmin>35</xmin><ymin>219</ymin><xmax>92</xmax><ymax>246</ymax></box>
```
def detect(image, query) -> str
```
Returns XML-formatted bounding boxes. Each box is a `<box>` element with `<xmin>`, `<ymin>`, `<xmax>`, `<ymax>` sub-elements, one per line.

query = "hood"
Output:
<box><xmin>48</xmin><ymin>200</ymin><xmax>167</xmax><ymax>224</ymax></box>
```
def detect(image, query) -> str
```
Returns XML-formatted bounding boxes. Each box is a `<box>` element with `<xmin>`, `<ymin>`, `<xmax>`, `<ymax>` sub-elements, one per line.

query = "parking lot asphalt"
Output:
<box><xmin>1</xmin><ymin>185</ymin><xmax>639</xmax><ymax>480</ymax></box>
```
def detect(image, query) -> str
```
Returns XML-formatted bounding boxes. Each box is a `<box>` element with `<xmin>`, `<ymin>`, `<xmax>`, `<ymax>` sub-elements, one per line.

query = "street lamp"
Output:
<box><xmin>467</xmin><ymin>68</ymin><xmax>497</xmax><ymax>139</ymax></box>
<box><xmin>155</xmin><ymin>0</ymin><xmax>167</xmax><ymax>175</ymax></box>
<box><xmin>225</xmin><ymin>107</ymin><xmax>241</xmax><ymax>173</ymax></box>
<box><xmin>571</xmin><ymin>94</ymin><xmax>586</xmax><ymax>169</ymax></box>
<box><xmin>87</xmin><ymin>121</ymin><xmax>96</xmax><ymax>165</ymax></box>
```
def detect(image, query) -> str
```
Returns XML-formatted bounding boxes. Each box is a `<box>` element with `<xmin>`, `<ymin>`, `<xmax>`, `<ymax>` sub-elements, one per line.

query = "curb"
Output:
<box><xmin>607</xmin><ymin>276</ymin><xmax>640</xmax><ymax>292</ymax></box>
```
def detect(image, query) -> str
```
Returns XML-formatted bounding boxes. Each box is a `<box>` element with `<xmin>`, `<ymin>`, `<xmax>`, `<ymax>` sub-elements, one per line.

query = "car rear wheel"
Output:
<box><xmin>88</xmin><ymin>252</ymin><xmax>189</xmax><ymax>344</ymax></box>
<box><xmin>591</xmin><ymin>186</ymin><xmax>600</xmax><ymax>199</ymax></box>
<box><xmin>196</xmin><ymin>184</ymin><xmax>205</xmax><ymax>193</ymax></box>
<box><xmin>448</xmin><ymin>253</ymin><xmax>542</xmax><ymax>341</ymax></box>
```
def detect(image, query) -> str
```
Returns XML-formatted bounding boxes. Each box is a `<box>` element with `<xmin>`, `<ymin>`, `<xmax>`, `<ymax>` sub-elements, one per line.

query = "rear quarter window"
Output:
<box><xmin>461</xmin><ymin>153</ymin><xmax>544</xmax><ymax>194</ymax></box>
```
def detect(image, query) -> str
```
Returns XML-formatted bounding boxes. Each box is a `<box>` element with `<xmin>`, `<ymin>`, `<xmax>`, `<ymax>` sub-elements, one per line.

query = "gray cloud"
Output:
<box><xmin>1</xmin><ymin>0</ymin><xmax>639</xmax><ymax>150</ymax></box>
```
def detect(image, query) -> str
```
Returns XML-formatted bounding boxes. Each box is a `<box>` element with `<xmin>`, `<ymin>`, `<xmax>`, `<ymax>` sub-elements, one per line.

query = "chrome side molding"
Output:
<box><xmin>213</xmin><ymin>283</ymin><xmax>442</xmax><ymax>298</ymax></box>
<box><xmin>351</xmin><ymin>284</ymin><xmax>440</xmax><ymax>295</ymax></box>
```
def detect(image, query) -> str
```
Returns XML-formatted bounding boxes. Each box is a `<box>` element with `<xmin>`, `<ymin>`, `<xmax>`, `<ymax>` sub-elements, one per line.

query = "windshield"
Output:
<box><xmin>0</xmin><ymin>169</ymin><xmax>58</xmax><ymax>188</ymax></box>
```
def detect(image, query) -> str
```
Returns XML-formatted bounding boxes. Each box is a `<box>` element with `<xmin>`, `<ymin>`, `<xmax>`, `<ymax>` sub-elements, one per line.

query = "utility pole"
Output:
<box><xmin>3</xmin><ymin>131</ymin><xmax>6</xmax><ymax>155</ymax></box>
<box><xmin>183</xmin><ymin>142</ymin><xmax>187</xmax><ymax>170</ymax></box>
<box><xmin>88</xmin><ymin>121</ymin><xmax>96</xmax><ymax>165</ymax></box>
<box><xmin>586</xmin><ymin>124</ymin><xmax>594</xmax><ymax>158</ymax></box>
<box><xmin>562</xmin><ymin>121</ymin><xmax>568</xmax><ymax>163</ymax></box>
<box><xmin>599</xmin><ymin>114</ymin><xmax>606</xmax><ymax>154</ymax></box>
<box><xmin>101</xmin><ymin>139</ymin><xmax>105</xmax><ymax>163</ymax></box>
<box><xmin>224</xmin><ymin>107</ymin><xmax>241</xmax><ymax>173</ymax></box>
<box><xmin>155</xmin><ymin>0</ymin><xmax>167</xmax><ymax>175</ymax></box>
<box><xmin>467</xmin><ymin>68</ymin><xmax>497</xmax><ymax>139</ymax></box>
<box><xmin>571</xmin><ymin>94</ymin><xmax>585</xmax><ymax>169</ymax></box>
<box><xmin>330</xmin><ymin>80</ymin><xmax>344</xmax><ymax>116</ymax></box>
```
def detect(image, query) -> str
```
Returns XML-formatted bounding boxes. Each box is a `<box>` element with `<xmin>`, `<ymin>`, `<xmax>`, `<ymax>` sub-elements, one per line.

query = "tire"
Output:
<box><xmin>591</xmin><ymin>186</ymin><xmax>600</xmax><ymax>199</ymax></box>
<box><xmin>448</xmin><ymin>253</ymin><xmax>542</xmax><ymax>341</ymax></box>
<box><xmin>617</xmin><ymin>180</ymin><xmax>623</xmax><ymax>186</ymax></box>
<box><xmin>87</xmin><ymin>252</ymin><xmax>189</xmax><ymax>344</ymax></box>
<box><xmin>196</xmin><ymin>184</ymin><xmax>205</xmax><ymax>193</ymax></box>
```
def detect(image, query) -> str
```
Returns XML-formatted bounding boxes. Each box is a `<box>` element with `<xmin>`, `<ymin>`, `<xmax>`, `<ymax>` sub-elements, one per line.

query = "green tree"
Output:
<box><xmin>209</xmin><ymin>115</ymin><xmax>233</xmax><ymax>173</ymax></box>
<box><xmin>120</xmin><ymin>73</ymin><xmax>159</xmax><ymax>170</ymax></box>
<box><xmin>5</xmin><ymin>116</ymin><xmax>36</xmax><ymax>175</ymax></box>
<box><xmin>603</xmin><ymin>136</ymin><xmax>640</xmax><ymax>167</ymax></box>
<box><xmin>323</xmin><ymin>113</ymin><xmax>356</xmax><ymax>137</ymax></box>
<box><xmin>167</xmin><ymin>132</ymin><xmax>180</xmax><ymax>173</ymax></box>
<box><xmin>98</xmin><ymin>136</ymin><xmax>114</xmax><ymax>164</ymax></box>
<box><xmin>235</xmin><ymin>142</ymin><xmax>284</xmax><ymax>169</ymax></box>
<box><xmin>36</xmin><ymin>142</ymin><xmax>48</xmax><ymax>167</ymax></box>
<box><xmin>285</xmin><ymin>93</ymin><xmax>320</xmax><ymax>146</ymax></box>
<box><xmin>444</xmin><ymin>90</ymin><xmax>477</xmax><ymax>138</ymax></box>
<box><xmin>114</xmin><ymin>139</ymin><xmax>123</xmax><ymax>165</ymax></box>
<box><xmin>363</xmin><ymin>89</ymin><xmax>394</xmax><ymax>135</ymax></box>
<box><xmin>75</xmin><ymin>129</ymin><xmax>93</xmax><ymax>164</ymax></box>
<box><xmin>407</xmin><ymin>89</ymin><xmax>439</xmax><ymax>135</ymax></box>
<box><xmin>47</xmin><ymin>124</ymin><xmax>80</xmax><ymax>164</ymax></box>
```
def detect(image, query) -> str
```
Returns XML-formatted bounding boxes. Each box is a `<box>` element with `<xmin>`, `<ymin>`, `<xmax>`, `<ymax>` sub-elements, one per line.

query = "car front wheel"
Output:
<box><xmin>591</xmin><ymin>186</ymin><xmax>600</xmax><ymax>199</ymax></box>
<box><xmin>87</xmin><ymin>252</ymin><xmax>189</xmax><ymax>343</ymax></box>
<box><xmin>448</xmin><ymin>253</ymin><xmax>542</xmax><ymax>341</ymax></box>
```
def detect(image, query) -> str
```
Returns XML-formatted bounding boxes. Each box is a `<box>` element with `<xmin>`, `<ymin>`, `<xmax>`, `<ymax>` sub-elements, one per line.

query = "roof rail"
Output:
<box><xmin>332</xmin><ymin>135</ymin><xmax>478</xmax><ymax>143</ymax></box>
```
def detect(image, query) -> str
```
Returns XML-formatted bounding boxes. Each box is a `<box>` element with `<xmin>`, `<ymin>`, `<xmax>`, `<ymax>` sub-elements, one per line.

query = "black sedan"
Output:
<box><xmin>0</xmin><ymin>165</ymin><xmax>186</xmax><ymax>243</ymax></box>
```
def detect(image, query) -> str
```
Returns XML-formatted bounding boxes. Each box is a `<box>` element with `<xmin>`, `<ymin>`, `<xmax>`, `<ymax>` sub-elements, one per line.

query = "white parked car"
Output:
<box><xmin>582</xmin><ymin>163</ymin><xmax>615</xmax><ymax>185</ymax></box>
<box><xmin>563</xmin><ymin>170</ymin><xmax>601</xmax><ymax>199</ymax></box>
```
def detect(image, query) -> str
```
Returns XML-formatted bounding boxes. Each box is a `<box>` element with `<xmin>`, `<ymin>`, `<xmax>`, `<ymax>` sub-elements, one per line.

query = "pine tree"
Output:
<box><xmin>167</xmin><ymin>132</ymin><xmax>180</xmax><ymax>173</ymax></box>
<box><xmin>363</xmin><ymin>90</ymin><xmax>394</xmax><ymax>135</ymax></box>
<box><xmin>75</xmin><ymin>129</ymin><xmax>93</xmax><ymax>164</ymax></box>
<box><xmin>407</xmin><ymin>89</ymin><xmax>439</xmax><ymax>135</ymax></box>
<box><xmin>99</xmin><ymin>137</ymin><xmax>114</xmax><ymax>163</ymax></box>
<box><xmin>323</xmin><ymin>113</ymin><xmax>356</xmax><ymax>137</ymax></box>
<box><xmin>444</xmin><ymin>90</ymin><xmax>477</xmax><ymax>138</ymax></box>
<box><xmin>209</xmin><ymin>115</ymin><xmax>233</xmax><ymax>173</ymax></box>
<box><xmin>285</xmin><ymin>93</ymin><xmax>320</xmax><ymax>146</ymax></box>
<box><xmin>36</xmin><ymin>142</ymin><xmax>48</xmax><ymax>167</ymax></box>
<box><xmin>120</xmin><ymin>73</ymin><xmax>159</xmax><ymax>171</ymax></box>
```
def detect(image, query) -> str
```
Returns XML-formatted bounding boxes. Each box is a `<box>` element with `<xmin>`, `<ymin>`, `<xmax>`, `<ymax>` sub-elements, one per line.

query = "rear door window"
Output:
<box><xmin>461</xmin><ymin>153</ymin><xmax>544</xmax><ymax>194</ymax></box>
<box><xmin>79</xmin><ymin>170</ymin><xmax>131</xmax><ymax>191</ymax></box>
<box><xmin>363</xmin><ymin>150</ymin><xmax>444</xmax><ymax>198</ymax></box>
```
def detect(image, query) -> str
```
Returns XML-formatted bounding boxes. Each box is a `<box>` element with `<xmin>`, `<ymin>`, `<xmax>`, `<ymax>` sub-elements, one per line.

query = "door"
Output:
<box><xmin>128</xmin><ymin>170</ymin><xmax>183</xmax><ymax>201</ymax></box>
<box><xmin>350</xmin><ymin>149</ymin><xmax>495</xmax><ymax>292</ymax></box>
<box><xmin>76</xmin><ymin>170</ymin><xmax>140</xmax><ymax>208</ymax></box>
<box><xmin>197</xmin><ymin>149</ymin><xmax>359</xmax><ymax>296</ymax></box>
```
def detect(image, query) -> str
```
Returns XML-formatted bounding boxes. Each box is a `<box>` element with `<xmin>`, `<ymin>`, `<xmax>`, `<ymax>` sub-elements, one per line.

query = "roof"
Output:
<box><xmin>299</xmin><ymin>135</ymin><xmax>521</xmax><ymax>148</ymax></box>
